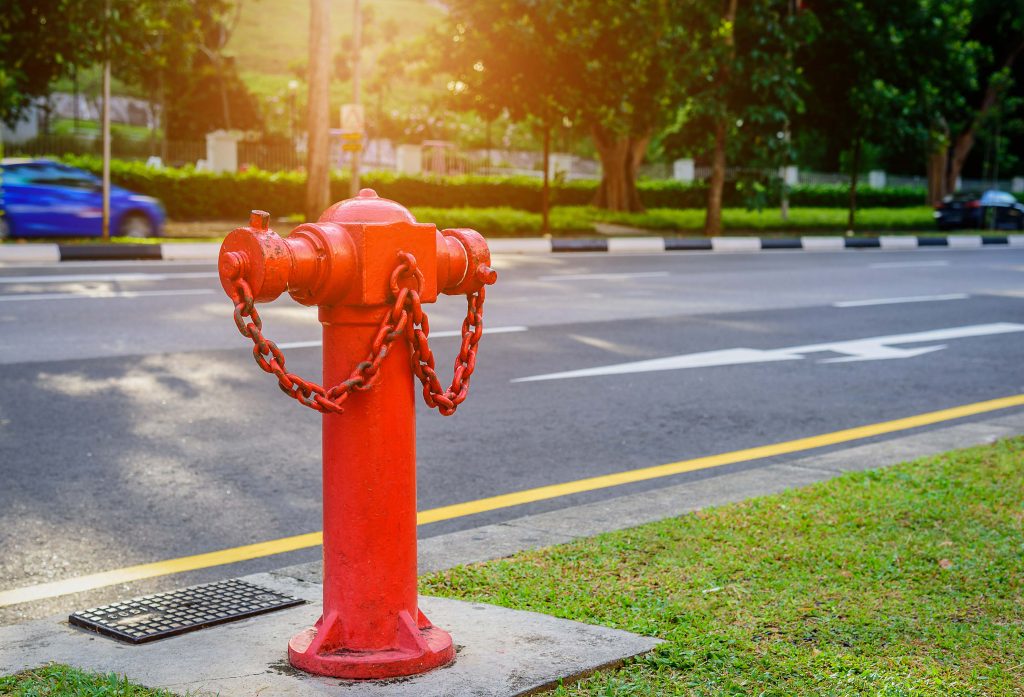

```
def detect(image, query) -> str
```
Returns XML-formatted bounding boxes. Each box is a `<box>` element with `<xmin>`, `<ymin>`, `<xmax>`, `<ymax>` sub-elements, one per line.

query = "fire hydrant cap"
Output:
<box><xmin>318</xmin><ymin>188</ymin><xmax>418</xmax><ymax>225</ymax></box>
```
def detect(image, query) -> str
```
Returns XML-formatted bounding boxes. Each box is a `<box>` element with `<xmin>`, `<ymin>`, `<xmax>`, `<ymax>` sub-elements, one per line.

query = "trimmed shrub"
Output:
<box><xmin>59</xmin><ymin>155</ymin><xmax>926</xmax><ymax>220</ymax></box>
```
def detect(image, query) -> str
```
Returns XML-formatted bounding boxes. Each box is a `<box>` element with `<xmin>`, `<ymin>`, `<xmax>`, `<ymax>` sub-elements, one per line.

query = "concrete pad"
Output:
<box><xmin>710</xmin><ymin>236</ymin><xmax>760</xmax><ymax>252</ymax></box>
<box><xmin>488</xmin><ymin>238</ymin><xmax>552</xmax><ymax>254</ymax></box>
<box><xmin>800</xmin><ymin>236</ymin><xmax>845</xmax><ymax>251</ymax></box>
<box><xmin>607</xmin><ymin>237</ymin><xmax>665</xmax><ymax>253</ymax></box>
<box><xmin>0</xmin><ymin>244</ymin><xmax>61</xmax><ymax>264</ymax></box>
<box><xmin>160</xmin><ymin>243</ymin><xmax>219</xmax><ymax>261</ymax></box>
<box><xmin>0</xmin><ymin>572</ymin><xmax>660</xmax><ymax>697</ymax></box>
<box><xmin>879</xmin><ymin>235</ymin><xmax>918</xmax><ymax>249</ymax></box>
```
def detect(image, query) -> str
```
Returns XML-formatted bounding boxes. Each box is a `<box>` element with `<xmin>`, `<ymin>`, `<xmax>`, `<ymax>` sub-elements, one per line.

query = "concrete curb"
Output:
<box><xmin>0</xmin><ymin>233</ymin><xmax>1022</xmax><ymax>263</ymax></box>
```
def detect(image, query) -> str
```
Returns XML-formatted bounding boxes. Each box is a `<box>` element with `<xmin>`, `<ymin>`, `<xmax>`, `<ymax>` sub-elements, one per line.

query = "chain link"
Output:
<box><xmin>227</xmin><ymin>251</ymin><xmax>488</xmax><ymax>416</ymax></box>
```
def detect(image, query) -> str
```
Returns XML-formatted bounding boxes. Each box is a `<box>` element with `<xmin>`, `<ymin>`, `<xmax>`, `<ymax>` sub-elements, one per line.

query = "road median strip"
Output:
<box><xmin>1</xmin><ymin>233</ymin><xmax>1022</xmax><ymax>262</ymax></box>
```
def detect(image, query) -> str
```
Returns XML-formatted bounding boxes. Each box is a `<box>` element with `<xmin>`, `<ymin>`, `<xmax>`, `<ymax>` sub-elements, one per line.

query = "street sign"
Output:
<box><xmin>341</xmin><ymin>103</ymin><xmax>365</xmax><ymax>134</ymax></box>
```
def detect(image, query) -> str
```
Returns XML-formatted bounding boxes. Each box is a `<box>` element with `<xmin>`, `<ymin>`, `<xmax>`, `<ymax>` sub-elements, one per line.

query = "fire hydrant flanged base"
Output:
<box><xmin>287</xmin><ymin>611</ymin><xmax>455</xmax><ymax>679</ymax></box>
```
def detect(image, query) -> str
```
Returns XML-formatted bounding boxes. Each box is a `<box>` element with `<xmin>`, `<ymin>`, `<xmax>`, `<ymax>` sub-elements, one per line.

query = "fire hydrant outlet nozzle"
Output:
<box><xmin>217</xmin><ymin>189</ymin><xmax>496</xmax><ymax>680</ymax></box>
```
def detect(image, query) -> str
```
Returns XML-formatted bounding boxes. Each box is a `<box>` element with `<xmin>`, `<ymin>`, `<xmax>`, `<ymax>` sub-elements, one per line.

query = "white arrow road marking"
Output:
<box><xmin>869</xmin><ymin>260</ymin><xmax>950</xmax><ymax>269</ymax></box>
<box><xmin>833</xmin><ymin>293</ymin><xmax>969</xmax><ymax>308</ymax></box>
<box><xmin>513</xmin><ymin>322</ymin><xmax>1024</xmax><ymax>382</ymax></box>
<box><xmin>0</xmin><ymin>271</ymin><xmax>218</xmax><ymax>284</ymax></box>
<box><xmin>0</xmin><ymin>288</ymin><xmax>217</xmax><ymax>302</ymax></box>
<box><xmin>537</xmin><ymin>271</ymin><xmax>670</xmax><ymax>282</ymax></box>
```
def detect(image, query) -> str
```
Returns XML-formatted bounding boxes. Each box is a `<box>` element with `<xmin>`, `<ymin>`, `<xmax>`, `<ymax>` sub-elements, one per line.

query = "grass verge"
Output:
<box><xmin>0</xmin><ymin>664</ymin><xmax>174</xmax><ymax>696</ymax></box>
<box><xmin>411</xmin><ymin>205</ymin><xmax>938</xmax><ymax>236</ymax></box>
<box><xmin>422</xmin><ymin>438</ymin><xmax>1024</xmax><ymax>695</ymax></box>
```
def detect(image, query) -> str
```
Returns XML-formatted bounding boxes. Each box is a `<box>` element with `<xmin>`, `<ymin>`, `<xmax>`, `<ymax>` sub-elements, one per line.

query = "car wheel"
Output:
<box><xmin>118</xmin><ymin>212</ymin><xmax>154</xmax><ymax>238</ymax></box>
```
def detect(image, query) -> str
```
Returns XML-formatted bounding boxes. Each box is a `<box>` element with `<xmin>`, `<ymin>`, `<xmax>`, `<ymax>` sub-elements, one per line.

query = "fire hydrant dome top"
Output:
<box><xmin>318</xmin><ymin>188</ymin><xmax>418</xmax><ymax>226</ymax></box>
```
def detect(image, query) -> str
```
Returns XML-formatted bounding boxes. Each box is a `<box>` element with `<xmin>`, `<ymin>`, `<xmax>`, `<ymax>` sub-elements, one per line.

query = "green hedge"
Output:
<box><xmin>60</xmin><ymin>155</ymin><xmax>926</xmax><ymax>220</ymax></box>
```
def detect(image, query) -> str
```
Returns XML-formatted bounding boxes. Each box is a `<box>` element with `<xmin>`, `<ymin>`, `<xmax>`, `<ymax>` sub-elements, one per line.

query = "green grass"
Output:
<box><xmin>422</xmin><ymin>438</ymin><xmax>1024</xmax><ymax>695</ymax></box>
<box><xmin>0</xmin><ymin>664</ymin><xmax>176</xmax><ymax>696</ymax></box>
<box><xmin>407</xmin><ymin>205</ymin><xmax>937</xmax><ymax>236</ymax></box>
<box><xmin>49</xmin><ymin>119</ymin><xmax>155</xmax><ymax>141</ymax></box>
<box><xmin>585</xmin><ymin>206</ymin><xmax>937</xmax><ymax>233</ymax></box>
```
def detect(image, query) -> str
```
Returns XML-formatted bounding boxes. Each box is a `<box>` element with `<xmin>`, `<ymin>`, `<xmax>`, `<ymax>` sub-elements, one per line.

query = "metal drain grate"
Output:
<box><xmin>69</xmin><ymin>579</ymin><xmax>304</xmax><ymax>644</ymax></box>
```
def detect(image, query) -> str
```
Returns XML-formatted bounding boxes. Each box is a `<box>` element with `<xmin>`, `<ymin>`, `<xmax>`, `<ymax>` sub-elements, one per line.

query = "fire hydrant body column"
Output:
<box><xmin>218</xmin><ymin>189</ymin><xmax>495</xmax><ymax>680</ymax></box>
<box><xmin>289</xmin><ymin>305</ymin><xmax>450</xmax><ymax>677</ymax></box>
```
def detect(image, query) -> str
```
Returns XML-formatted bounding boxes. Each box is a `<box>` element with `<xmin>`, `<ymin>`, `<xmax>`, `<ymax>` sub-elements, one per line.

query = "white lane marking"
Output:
<box><xmin>869</xmin><ymin>260</ymin><xmax>950</xmax><ymax>269</ymax></box>
<box><xmin>0</xmin><ymin>289</ymin><xmax>217</xmax><ymax>302</ymax></box>
<box><xmin>277</xmin><ymin>325</ymin><xmax>528</xmax><ymax>350</ymax></box>
<box><xmin>513</xmin><ymin>322</ymin><xmax>1024</xmax><ymax>382</ymax></box>
<box><xmin>0</xmin><ymin>259</ymin><xmax>216</xmax><ymax>270</ymax></box>
<box><xmin>537</xmin><ymin>271</ymin><xmax>670</xmax><ymax>282</ymax></box>
<box><xmin>0</xmin><ymin>271</ymin><xmax>218</xmax><ymax>284</ymax></box>
<box><xmin>833</xmin><ymin>293</ymin><xmax>970</xmax><ymax>308</ymax></box>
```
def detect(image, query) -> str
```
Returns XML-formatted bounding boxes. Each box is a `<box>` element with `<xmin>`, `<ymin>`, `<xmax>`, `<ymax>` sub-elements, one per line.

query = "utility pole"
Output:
<box><xmin>349</xmin><ymin>0</ymin><xmax>362</xmax><ymax>197</ymax></box>
<box><xmin>306</xmin><ymin>0</ymin><xmax>332</xmax><ymax>221</ymax></box>
<box><xmin>102</xmin><ymin>0</ymin><xmax>111</xmax><ymax>240</ymax></box>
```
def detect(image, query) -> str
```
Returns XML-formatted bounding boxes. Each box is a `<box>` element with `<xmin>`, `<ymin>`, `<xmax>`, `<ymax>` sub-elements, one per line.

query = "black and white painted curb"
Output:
<box><xmin>1</xmin><ymin>234</ymin><xmax>1022</xmax><ymax>262</ymax></box>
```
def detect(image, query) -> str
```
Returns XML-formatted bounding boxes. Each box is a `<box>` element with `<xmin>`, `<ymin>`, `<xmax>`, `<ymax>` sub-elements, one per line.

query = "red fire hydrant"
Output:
<box><xmin>217</xmin><ymin>189</ymin><xmax>496</xmax><ymax>679</ymax></box>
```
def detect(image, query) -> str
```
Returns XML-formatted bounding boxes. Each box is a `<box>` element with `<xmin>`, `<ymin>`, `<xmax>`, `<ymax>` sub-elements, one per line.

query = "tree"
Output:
<box><xmin>670</xmin><ymin>0</ymin><xmax>809</xmax><ymax>235</ymax></box>
<box><xmin>161</xmin><ymin>1</ymin><xmax>261</xmax><ymax>140</ymax></box>
<box><xmin>939</xmin><ymin>0</ymin><xmax>1024</xmax><ymax>198</ymax></box>
<box><xmin>0</xmin><ymin>1</ymin><xmax>104</xmax><ymax>126</ymax></box>
<box><xmin>798</xmin><ymin>0</ymin><xmax>958</xmax><ymax>229</ymax></box>
<box><xmin>0</xmin><ymin>0</ymin><xmax>261</xmax><ymax>141</ymax></box>
<box><xmin>433</xmin><ymin>1</ymin><xmax>695</xmax><ymax>213</ymax></box>
<box><xmin>430</xmin><ymin>1</ymin><xmax>570</xmax><ymax>228</ymax></box>
<box><xmin>115</xmin><ymin>1</ymin><xmax>199</xmax><ymax>156</ymax></box>
<box><xmin>306</xmin><ymin>0</ymin><xmax>331</xmax><ymax>221</ymax></box>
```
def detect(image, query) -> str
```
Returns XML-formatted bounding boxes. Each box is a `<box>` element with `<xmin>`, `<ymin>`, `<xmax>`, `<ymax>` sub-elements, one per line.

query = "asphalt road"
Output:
<box><xmin>2</xmin><ymin>246</ymin><xmax>1023</xmax><ymax>622</ymax></box>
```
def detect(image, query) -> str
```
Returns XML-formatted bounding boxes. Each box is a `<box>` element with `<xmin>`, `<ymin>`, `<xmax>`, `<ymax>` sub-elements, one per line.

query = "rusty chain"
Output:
<box><xmin>227</xmin><ymin>251</ymin><xmax>487</xmax><ymax>416</ymax></box>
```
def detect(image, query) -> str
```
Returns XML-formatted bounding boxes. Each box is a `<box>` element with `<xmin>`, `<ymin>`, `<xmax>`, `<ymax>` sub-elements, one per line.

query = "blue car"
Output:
<box><xmin>0</xmin><ymin>158</ymin><xmax>165</xmax><ymax>239</ymax></box>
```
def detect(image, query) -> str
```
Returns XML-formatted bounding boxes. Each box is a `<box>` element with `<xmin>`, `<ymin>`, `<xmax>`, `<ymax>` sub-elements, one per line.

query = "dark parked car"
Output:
<box><xmin>0</xmin><ymin>158</ymin><xmax>165</xmax><ymax>239</ymax></box>
<box><xmin>934</xmin><ymin>189</ymin><xmax>1024</xmax><ymax>231</ymax></box>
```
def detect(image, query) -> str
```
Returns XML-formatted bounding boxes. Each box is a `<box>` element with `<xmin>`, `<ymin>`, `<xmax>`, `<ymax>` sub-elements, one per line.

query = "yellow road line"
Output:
<box><xmin>3</xmin><ymin>393</ymin><xmax>1023</xmax><ymax>608</ymax></box>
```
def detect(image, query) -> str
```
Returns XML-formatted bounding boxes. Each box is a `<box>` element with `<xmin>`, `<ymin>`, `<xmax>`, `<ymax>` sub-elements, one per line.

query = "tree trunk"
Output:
<box><xmin>946</xmin><ymin>37</ymin><xmax>1024</xmax><ymax>194</ymax></box>
<box><xmin>703</xmin><ymin>0</ymin><xmax>737</xmax><ymax>237</ymax></box>
<box><xmin>926</xmin><ymin>119</ymin><xmax>949</xmax><ymax>206</ymax></box>
<box><xmin>306</xmin><ymin>0</ymin><xmax>331</xmax><ymax>221</ymax></box>
<box><xmin>927</xmin><ymin>144</ymin><xmax>947</xmax><ymax>206</ymax></box>
<box><xmin>542</xmin><ymin>125</ymin><xmax>550</xmax><ymax>233</ymax></box>
<box><xmin>485</xmin><ymin>118</ymin><xmax>492</xmax><ymax>167</ymax></box>
<box><xmin>591</xmin><ymin>124</ymin><xmax>648</xmax><ymax>212</ymax></box>
<box><xmin>847</xmin><ymin>136</ymin><xmax>861</xmax><ymax>232</ymax></box>
<box><xmin>704</xmin><ymin>121</ymin><xmax>727</xmax><ymax>236</ymax></box>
